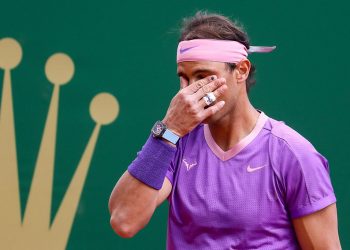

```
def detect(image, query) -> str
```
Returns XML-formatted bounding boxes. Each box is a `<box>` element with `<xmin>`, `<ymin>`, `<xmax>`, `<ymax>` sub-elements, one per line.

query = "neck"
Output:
<box><xmin>208</xmin><ymin>95</ymin><xmax>260</xmax><ymax>152</ymax></box>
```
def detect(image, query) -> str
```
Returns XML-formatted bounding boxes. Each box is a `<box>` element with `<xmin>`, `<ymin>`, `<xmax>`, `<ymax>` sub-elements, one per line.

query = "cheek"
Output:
<box><xmin>218</xmin><ymin>85</ymin><xmax>240</xmax><ymax>111</ymax></box>
<box><xmin>220</xmin><ymin>83</ymin><xmax>235</xmax><ymax>101</ymax></box>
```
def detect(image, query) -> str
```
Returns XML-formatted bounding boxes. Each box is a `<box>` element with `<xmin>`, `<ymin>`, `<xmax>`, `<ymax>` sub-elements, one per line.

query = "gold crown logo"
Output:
<box><xmin>0</xmin><ymin>38</ymin><xmax>119</xmax><ymax>250</ymax></box>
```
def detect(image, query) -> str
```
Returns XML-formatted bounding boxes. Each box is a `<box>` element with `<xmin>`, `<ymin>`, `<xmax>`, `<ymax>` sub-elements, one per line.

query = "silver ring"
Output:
<box><xmin>202</xmin><ymin>92</ymin><xmax>216</xmax><ymax>106</ymax></box>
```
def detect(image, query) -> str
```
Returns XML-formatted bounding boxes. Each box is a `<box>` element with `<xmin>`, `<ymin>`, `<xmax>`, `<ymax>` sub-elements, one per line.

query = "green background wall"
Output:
<box><xmin>0</xmin><ymin>0</ymin><xmax>349</xmax><ymax>249</ymax></box>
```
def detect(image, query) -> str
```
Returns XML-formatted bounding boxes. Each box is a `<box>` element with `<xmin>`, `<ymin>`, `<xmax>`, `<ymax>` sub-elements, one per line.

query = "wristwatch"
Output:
<box><xmin>151</xmin><ymin>121</ymin><xmax>180</xmax><ymax>145</ymax></box>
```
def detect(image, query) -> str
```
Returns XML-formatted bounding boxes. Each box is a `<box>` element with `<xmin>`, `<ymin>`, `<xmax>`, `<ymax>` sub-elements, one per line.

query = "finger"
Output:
<box><xmin>194</xmin><ymin>77</ymin><xmax>226</xmax><ymax>100</ymax></box>
<box><xmin>198</xmin><ymin>84</ymin><xmax>228</xmax><ymax>108</ymax></box>
<box><xmin>200</xmin><ymin>100</ymin><xmax>226</xmax><ymax>120</ymax></box>
<box><xmin>182</xmin><ymin>75</ymin><xmax>217</xmax><ymax>94</ymax></box>
<box><xmin>179</xmin><ymin>76</ymin><xmax>188</xmax><ymax>89</ymax></box>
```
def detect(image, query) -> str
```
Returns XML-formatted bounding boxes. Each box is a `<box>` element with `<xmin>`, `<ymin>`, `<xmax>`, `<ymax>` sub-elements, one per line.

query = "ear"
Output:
<box><xmin>235</xmin><ymin>59</ymin><xmax>251</xmax><ymax>83</ymax></box>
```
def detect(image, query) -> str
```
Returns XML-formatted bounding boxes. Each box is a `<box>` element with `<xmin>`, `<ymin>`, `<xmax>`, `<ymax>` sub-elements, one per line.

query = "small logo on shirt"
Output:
<box><xmin>183</xmin><ymin>159</ymin><xmax>197</xmax><ymax>171</ymax></box>
<box><xmin>247</xmin><ymin>164</ymin><xmax>266</xmax><ymax>173</ymax></box>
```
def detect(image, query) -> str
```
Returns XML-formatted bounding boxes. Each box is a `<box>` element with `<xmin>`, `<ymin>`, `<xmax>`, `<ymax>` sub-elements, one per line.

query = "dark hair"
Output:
<box><xmin>179</xmin><ymin>11</ymin><xmax>256</xmax><ymax>93</ymax></box>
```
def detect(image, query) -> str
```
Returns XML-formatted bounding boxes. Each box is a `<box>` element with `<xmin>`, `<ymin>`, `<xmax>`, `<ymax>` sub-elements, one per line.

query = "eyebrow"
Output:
<box><xmin>177</xmin><ymin>68</ymin><xmax>213</xmax><ymax>77</ymax></box>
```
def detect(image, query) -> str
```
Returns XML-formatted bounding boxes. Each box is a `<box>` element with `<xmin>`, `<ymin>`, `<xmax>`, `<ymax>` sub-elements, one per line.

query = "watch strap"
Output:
<box><xmin>162</xmin><ymin>129</ymin><xmax>180</xmax><ymax>144</ymax></box>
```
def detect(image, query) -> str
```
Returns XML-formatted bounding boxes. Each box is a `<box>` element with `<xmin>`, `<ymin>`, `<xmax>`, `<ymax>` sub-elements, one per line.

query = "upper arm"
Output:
<box><xmin>273</xmin><ymin>135</ymin><xmax>341</xmax><ymax>248</ymax></box>
<box><xmin>275</xmin><ymin>137</ymin><xmax>337</xmax><ymax>218</ymax></box>
<box><xmin>156</xmin><ymin>177</ymin><xmax>172</xmax><ymax>206</ymax></box>
<box><xmin>292</xmin><ymin>203</ymin><xmax>342</xmax><ymax>250</ymax></box>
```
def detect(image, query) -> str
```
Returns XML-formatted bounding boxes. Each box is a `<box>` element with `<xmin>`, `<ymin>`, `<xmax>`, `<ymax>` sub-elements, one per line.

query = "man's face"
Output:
<box><xmin>177</xmin><ymin>60</ymin><xmax>240</xmax><ymax>124</ymax></box>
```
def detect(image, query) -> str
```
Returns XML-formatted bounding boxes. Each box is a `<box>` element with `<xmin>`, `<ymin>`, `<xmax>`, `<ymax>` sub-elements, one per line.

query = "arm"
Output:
<box><xmin>108</xmin><ymin>75</ymin><xmax>227</xmax><ymax>238</ymax></box>
<box><xmin>108</xmin><ymin>171</ymin><xmax>172</xmax><ymax>238</ymax></box>
<box><xmin>292</xmin><ymin>203</ymin><xmax>342</xmax><ymax>250</ymax></box>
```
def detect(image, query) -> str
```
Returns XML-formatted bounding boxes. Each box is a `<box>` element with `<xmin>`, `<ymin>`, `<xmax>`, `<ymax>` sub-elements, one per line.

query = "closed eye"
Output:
<box><xmin>195</xmin><ymin>74</ymin><xmax>207</xmax><ymax>81</ymax></box>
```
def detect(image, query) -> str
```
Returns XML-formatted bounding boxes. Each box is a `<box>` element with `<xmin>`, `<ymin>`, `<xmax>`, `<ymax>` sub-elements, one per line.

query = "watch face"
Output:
<box><xmin>152</xmin><ymin>121</ymin><xmax>165</xmax><ymax>136</ymax></box>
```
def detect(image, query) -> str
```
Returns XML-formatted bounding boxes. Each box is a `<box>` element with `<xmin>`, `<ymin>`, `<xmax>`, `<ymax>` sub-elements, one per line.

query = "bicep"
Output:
<box><xmin>292</xmin><ymin>203</ymin><xmax>342</xmax><ymax>250</ymax></box>
<box><xmin>156</xmin><ymin>177</ymin><xmax>172</xmax><ymax>206</ymax></box>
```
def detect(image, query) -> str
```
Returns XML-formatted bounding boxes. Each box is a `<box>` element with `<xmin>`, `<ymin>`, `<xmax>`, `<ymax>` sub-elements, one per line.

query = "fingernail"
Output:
<box><xmin>219</xmin><ymin>101</ymin><xmax>225</xmax><ymax>108</ymax></box>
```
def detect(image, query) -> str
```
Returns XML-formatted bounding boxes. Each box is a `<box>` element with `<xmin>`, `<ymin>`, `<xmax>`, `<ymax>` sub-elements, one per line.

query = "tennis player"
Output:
<box><xmin>109</xmin><ymin>11</ymin><xmax>342</xmax><ymax>249</ymax></box>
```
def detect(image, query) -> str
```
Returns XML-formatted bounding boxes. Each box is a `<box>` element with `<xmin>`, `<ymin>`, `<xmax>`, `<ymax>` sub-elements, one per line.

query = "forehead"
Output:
<box><xmin>177</xmin><ymin>61</ymin><xmax>226</xmax><ymax>75</ymax></box>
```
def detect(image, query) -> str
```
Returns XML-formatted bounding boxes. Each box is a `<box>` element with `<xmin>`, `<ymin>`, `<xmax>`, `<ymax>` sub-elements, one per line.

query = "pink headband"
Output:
<box><xmin>177</xmin><ymin>39</ymin><xmax>276</xmax><ymax>63</ymax></box>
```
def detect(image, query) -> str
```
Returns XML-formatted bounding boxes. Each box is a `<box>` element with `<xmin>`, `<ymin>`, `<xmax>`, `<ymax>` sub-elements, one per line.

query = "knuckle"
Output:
<box><xmin>193</xmin><ymin>113</ymin><xmax>201</xmax><ymax>122</ymax></box>
<box><xmin>189</xmin><ymin>107</ymin><xmax>196</xmax><ymax>115</ymax></box>
<box><xmin>207</xmin><ymin>78</ymin><xmax>215</xmax><ymax>85</ymax></box>
<box><xmin>214</xmin><ymin>92</ymin><xmax>221</xmax><ymax>99</ymax></box>
<box><xmin>202</xmin><ymin>85</ymin><xmax>211</xmax><ymax>93</ymax></box>
<box><xmin>217</xmin><ymin>86</ymin><xmax>227</xmax><ymax>95</ymax></box>
<box><xmin>191</xmin><ymin>98</ymin><xmax>197</xmax><ymax>106</ymax></box>
<box><xmin>213</xmin><ymin>81</ymin><xmax>219</xmax><ymax>89</ymax></box>
<box><xmin>208</xmin><ymin>109</ymin><xmax>216</xmax><ymax>116</ymax></box>
<box><xmin>209</xmin><ymin>106</ymin><xmax>217</xmax><ymax>115</ymax></box>
<box><xmin>196</xmin><ymin>81</ymin><xmax>204</xmax><ymax>89</ymax></box>
<box><xmin>186</xmin><ymin>104</ymin><xmax>196</xmax><ymax>114</ymax></box>
<box><xmin>215</xmin><ymin>89</ymin><xmax>223</xmax><ymax>96</ymax></box>
<box><xmin>184</xmin><ymin>98</ymin><xmax>193</xmax><ymax>108</ymax></box>
<box><xmin>178</xmin><ymin>92</ymin><xmax>186</xmax><ymax>100</ymax></box>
